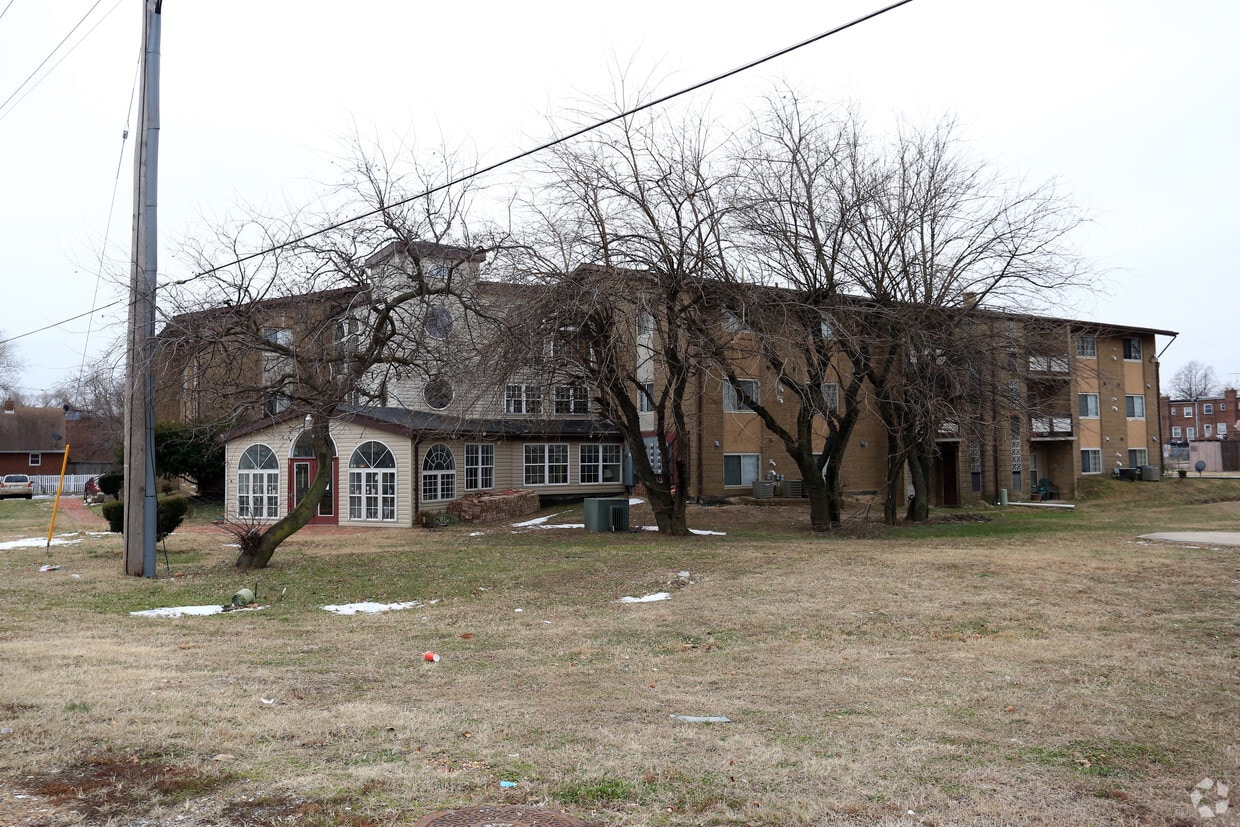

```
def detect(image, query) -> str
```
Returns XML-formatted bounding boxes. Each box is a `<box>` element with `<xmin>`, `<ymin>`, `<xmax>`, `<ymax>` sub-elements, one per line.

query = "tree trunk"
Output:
<box><xmin>236</xmin><ymin>416</ymin><xmax>334</xmax><ymax>569</ymax></box>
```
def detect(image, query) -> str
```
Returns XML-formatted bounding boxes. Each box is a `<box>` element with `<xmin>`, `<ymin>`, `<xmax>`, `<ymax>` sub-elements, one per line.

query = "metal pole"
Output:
<box><xmin>123</xmin><ymin>0</ymin><xmax>161</xmax><ymax>577</ymax></box>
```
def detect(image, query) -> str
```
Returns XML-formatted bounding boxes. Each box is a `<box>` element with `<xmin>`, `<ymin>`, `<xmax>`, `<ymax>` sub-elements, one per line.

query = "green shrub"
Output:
<box><xmin>99</xmin><ymin>497</ymin><xmax>190</xmax><ymax>540</ymax></box>
<box><xmin>100</xmin><ymin>500</ymin><xmax>124</xmax><ymax>533</ymax></box>
<box><xmin>97</xmin><ymin>472</ymin><xmax>123</xmax><ymax>499</ymax></box>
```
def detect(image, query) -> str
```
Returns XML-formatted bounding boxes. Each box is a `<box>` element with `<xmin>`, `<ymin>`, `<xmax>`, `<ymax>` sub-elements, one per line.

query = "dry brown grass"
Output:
<box><xmin>1</xmin><ymin>483</ymin><xmax>1238</xmax><ymax>826</ymax></box>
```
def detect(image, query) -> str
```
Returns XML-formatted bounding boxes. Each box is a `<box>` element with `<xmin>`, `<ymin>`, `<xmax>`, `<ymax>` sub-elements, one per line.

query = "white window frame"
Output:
<box><xmin>237</xmin><ymin>444</ymin><xmax>280</xmax><ymax>519</ymax></box>
<box><xmin>580</xmin><ymin>443</ymin><xmax>623</xmax><ymax>485</ymax></box>
<box><xmin>1218</xmin><ymin>423</ymin><xmax>1228</xmax><ymax>438</ymax></box>
<box><xmin>1125</xmin><ymin>395</ymin><xmax>1146</xmax><ymax>419</ymax></box>
<box><xmin>724</xmin><ymin>379</ymin><xmax>759</xmax><ymax>413</ymax></box>
<box><xmin>1128</xmin><ymin>448</ymin><xmax>1149</xmax><ymax>467</ymax></box>
<box><xmin>1171</xmin><ymin>426</ymin><xmax>1183</xmax><ymax>439</ymax></box>
<box><xmin>421</xmin><ymin>443</ymin><xmax>456</xmax><ymax>502</ymax></box>
<box><xmin>28</xmin><ymin>453</ymin><xmax>40</xmax><ymax>467</ymax></box>
<box><xmin>348</xmin><ymin>441</ymin><xmax>397</xmax><ymax>522</ymax></box>
<box><xmin>1080</xmin><ymin>448</ymin><xmax>1102</xmax><ymax>475</ymax></box>
<box><xmin>524</xmin><ymin>443</ymin><xmax>569</xmax><ymax>486</ymax></box>
<box><xmin>1204</xmin><ymin>423</ymin><xmax>1213</xmax><ymax>437</ymax></box>
<box><xmin>1187</xmin><ymin>427</ymin><xmax>1196</xmax><ymax>441</ymax></box>
<box><xmin>1203</xmin><ymin>403</ymin><xmax>1214</xmax><ymax>415</ymax></box>
<box><xmin>1184</xmin><ymin>406</ymin><xmax>1195</xmax><ymax>418</ymax></box>
<box><xmin>1078</xmin><ymin>393</ymin><xmax>1100</xmax><ymax>419</ymax></box>
<box><xmin>464</xmin><ymin>444</ymin><xmax>494</xmax><ymax>491</ymax></box>
<box><xmin>1074</xmin><ymin>335</ymin><xmax>1097</xmax><ymax>358</ymax></box>
<box><xmin>638</xmin><ymin>382</ymin><xmax>655</xmax><ymax>413</ymax></box>
<box><xmin>554</xmin><ymin>385</ymin><xmax>590</xmax><ymax>415</ymax></box>
<box><xmin>505</xmin><ymin>384</ymin><xmax>542</xmax><ymax>415</ymax></box>
<box><xmin>723</xmin><ymin>453</ymin><xmax>760</xmax><ymax>486</ymax></box>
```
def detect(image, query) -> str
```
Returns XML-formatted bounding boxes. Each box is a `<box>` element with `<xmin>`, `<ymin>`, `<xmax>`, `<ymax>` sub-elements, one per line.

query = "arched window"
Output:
<box><xmin>237</xmin><ymin>444</ymin><xmax>279</xmax><ymax>518</ymax></box>
<box><xmin>422</xmin><ymin>444</ymin><xmax>456</xmax><ymax>502</ymax></box>
<box><xmin>348</xmin><ymin>441</ymin><xmax>396</xmax><ymax>521</ymax></box>
<box><xmin>291</xmin><ymin>430</ymin><xmax>337</xmax><ymax>458</ymax></box>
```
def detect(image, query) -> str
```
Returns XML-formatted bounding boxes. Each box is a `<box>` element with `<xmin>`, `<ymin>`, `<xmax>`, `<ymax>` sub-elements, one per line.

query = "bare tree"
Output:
<box><xmin>0</xmin><ymin>331</ymin><xmax>23</xmax><ymax>401</ymax></box>
<box><xmin>1168</xmin><ymin>360</ymin><xmax>1219</xmax><ymax>400</ymax></box>
<box><xmin>504</xmin><ymin>107</ymin><xmax>732</xmax><ymax>535</ymax></box>
<box><xmin>161</xmin><ymin>141</ymin><xmax>503</xmax><ymax>568</ymax></box>
<box><xmin>842</xmin><ymin>116</ymin><xmax>1088</xmax><ymax>522</ymax></box>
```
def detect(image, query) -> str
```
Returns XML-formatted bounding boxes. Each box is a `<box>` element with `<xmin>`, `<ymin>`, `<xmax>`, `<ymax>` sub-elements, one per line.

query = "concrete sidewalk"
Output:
<box><xmin>1140</xmin><ymin>531</ymin><xmax>1240</xmax><ymax>547</ymax></box>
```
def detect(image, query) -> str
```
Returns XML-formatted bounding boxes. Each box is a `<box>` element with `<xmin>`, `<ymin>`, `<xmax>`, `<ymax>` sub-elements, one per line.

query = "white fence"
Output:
<box><xmin>30</xmin><ymin>474</ymin><xmax>95</xmax><ymax>495</ymax></box>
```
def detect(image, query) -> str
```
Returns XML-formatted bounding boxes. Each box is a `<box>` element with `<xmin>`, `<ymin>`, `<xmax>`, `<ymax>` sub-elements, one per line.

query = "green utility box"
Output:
<box><xmin>584</xmin><ymin>497</ymin><xmax>630</xmax><ymax>532</ymax></box>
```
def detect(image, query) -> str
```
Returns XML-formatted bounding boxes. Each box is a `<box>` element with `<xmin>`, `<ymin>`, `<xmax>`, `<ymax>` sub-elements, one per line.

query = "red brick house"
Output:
<box><xmin>0</xmin><ymin>402</ymin><xmax>69</xmax><ymax>475</ymax></box>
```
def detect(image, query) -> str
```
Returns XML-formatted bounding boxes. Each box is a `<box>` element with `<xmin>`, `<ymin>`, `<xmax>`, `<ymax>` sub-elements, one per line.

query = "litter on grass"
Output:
<box><xmin>39</xmin><ymin>564</ymin><xmax>61</xmax><ymax>572</ymax></box>
<box><xmin>617</xmin><ymin>592</ymin><xmax>671</xmax><ymax>603</ymax></box>
<box><xmin>320</xmin><ymin>600</ymin><xmax>421</xmax><ymax>615</ymax></box>
<box><xmin>131</xmin><ymin>604</ymin><xmax>266</xmax><ymax>619</ymax></box>
<box><xmin>671</xmin><ymin>715</ymin><xmax>731</xmax><ymax>723</ymax></box>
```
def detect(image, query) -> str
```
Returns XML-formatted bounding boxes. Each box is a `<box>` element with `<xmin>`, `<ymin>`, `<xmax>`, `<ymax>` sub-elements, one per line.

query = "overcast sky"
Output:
<box><xmin>1</xmin><ymin>0</ymin><xmax>1237</xmax><ymax>398</ymax></box>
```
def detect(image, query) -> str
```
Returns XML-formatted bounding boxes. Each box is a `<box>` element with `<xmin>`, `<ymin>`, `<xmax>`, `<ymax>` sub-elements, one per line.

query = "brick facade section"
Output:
<box><xmin>447</xmin><ymin>489</ymin><xmax>540</xmax><ymax>523</ymax></box>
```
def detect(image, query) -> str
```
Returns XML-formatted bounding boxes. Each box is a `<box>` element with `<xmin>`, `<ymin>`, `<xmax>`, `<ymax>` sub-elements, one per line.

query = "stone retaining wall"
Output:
<box><xmin>447</xmin><ymin>489</ymin><xmax>540</xmax><ymax>523</ymax></box>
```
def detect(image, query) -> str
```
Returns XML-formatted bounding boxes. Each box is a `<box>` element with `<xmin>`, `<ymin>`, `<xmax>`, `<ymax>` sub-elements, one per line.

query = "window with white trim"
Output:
<box><xmin>638</xmin><ymin>382</ymin><xmax>655</xmax><ymax>413</ymax></box>
<box><xmin>349</xmin><ymin>441</ymin><xmax>396</xmax><ymax>521</ymax></box>
<box><xmin>724</xmin><ymin>379</ymin><xmax>759</xmax><ymax>413</ymax></box>
<box><xmin>465</xmin><ymin>444</ymin><xmax>494</xmax><ymax>491</ymax></box>
<box><xmin>1125</xmin><ymin>395</ymin><xmax>1146</xmax><ymax>418</ymax></box>
<box><xmin>1204</xmin><ymin>403</ymin><xmax>1214</xmax><ymax>415</ymax></box>
<box><xmin>1172</xmin><ymin>426</ymin><xmax>1183</xmax><ymax>439</ymax></box>
<box><xmin>524</xmin><ymin>443</ymin><xmax>568</xmax><ymax>485</ymax></box>
<box><xmin>1080</xmin><ymin>449</ymin><xmax>1102</xmax><ymax>475</ymax></box>
<box><xmin>1184</xmin><ymin>406</ymin><xmax>1195</xmax><ymax>418</ymax></box>
<box><xmin>28</xmin><ymin>453</ymin><xmax>40</xmax><ymax>467</ymax></box>
<box><xmin>1187</xmin><ymin>427</ymin><xmax>1196</xmax><ymax>440</ymax></box>
<box><xmin>1074</xmin><ymin>335</ymin><xmax>1097</xmax><ymax>358</ymax></box>
<box><xmin>1128</xmin><ymin>448</ymin><xmax>1148</xmax><ymax>467</ymax></box>
<box><xmin>723</xmin><ymin>453</ymin><xmax>760</xmax><ymax>486</ymax></box>
<box><xmin>1204</xmin><ymin>423</ymin><xmax>1213</xmax><ymax>437</ymax></box>
<box><xmin>422</xmin><ymin>443</ymin><xmax>456</xmax><ymax>502</ymax></box>
<box><xmin>554</xmin><ymin>385</ymin><xmax>589</xmax><ymax>415</ymax></box>
<box><xmin>1078</xmin><ymin>393</ymin><xmax>1100</xmax><ymax>419</ymax></box>
<box><xmin>505</xmin><ymin>384</ymin><xmax>542</xmax><ymax>414</ymax></box>
<box><xmin>1218</xmin><ymin>423</ymin><xmax>1228</xmax><ymax>437</ymax></box>
<box><xmin>1170</xmin><ymin>407</ymin><xmax>1177</xmax><ymax>416</ymax></box>
<box><xmin>238</xmin><ymin>444</ymin><xmax>280</xmax><ymax>519</ymax></box>
<box><xmin>580</xmin><ymin>444</ymin><xmax>623</xmax><ymax>484</ymax></box>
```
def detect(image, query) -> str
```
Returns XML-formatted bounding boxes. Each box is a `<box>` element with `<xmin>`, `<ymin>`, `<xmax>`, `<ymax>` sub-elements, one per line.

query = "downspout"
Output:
<box><xmin>696</xmin><ymin>370</ymin><xmax>705</xmax><ymax>501</ymax></box>
<box><xmin>413</xmin><ymin>435</ymin><xmax>422</xmax><ymax>523</ymax></box>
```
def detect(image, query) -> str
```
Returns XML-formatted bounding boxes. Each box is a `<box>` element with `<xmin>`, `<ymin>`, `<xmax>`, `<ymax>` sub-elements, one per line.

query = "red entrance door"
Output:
<box><xmin>289</xmin><ymin>458</ymin><xmax>338</xmax><ymax>525</ymax></box>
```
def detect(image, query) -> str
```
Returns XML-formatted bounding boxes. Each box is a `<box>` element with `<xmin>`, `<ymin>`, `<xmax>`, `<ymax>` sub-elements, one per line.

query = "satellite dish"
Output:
<box><xmin>1194</xmin><ymin>460</ymin><xmax>1207</xmax><ymax>475</ymax></box>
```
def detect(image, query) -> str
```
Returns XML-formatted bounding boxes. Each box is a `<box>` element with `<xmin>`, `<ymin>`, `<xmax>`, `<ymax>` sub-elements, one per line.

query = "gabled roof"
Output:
<box><xmin>364</xmin><ymin>240</ymin><xmax>488</xmax><ymax>268</ymax></box>
<box><xmin>0</xmin><ymin>407</ymin><xmax>68</xmax><ymax>453</ymax></box>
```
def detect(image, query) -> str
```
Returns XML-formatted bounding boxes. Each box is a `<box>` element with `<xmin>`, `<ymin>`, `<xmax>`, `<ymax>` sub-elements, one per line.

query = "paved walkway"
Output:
<box><xmin>1139</xmin><ymin>532</ymin><xmax>1240</xmax><ymax>547</ymax></box>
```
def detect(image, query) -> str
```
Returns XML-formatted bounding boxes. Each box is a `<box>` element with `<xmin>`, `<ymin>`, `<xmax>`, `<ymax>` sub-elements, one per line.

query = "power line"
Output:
<box><xmin>0</xmin><ymin>0</ymin><xmax>124</xmax><ymax>122</ymax></box>
<box><xmin>0</xmin><ymin>0</ymin><xmax>917</xmax><ymax>350</ymax></box>
<box><xmin>0</xmin><ymin>0</ymin><xmax>17</xmax><ymax>25</ymax></box>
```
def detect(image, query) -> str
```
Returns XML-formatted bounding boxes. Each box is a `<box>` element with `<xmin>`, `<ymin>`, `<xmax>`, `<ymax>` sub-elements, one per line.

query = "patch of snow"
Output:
<box><xmin>131</xmin><ymin>605</ymin><xmax>266</xmax><ymax>618</ymax></box>
<box><xmin>628</xmin><ymin>498</ymin><xmax>645</xmax><ymax>505</ymax></box>
<box><xmin>0</xmin><ymin>536</ymin><xmax>82</xmax><ymax>550</ymax></box>
<box><xmin>536</xmin><ymin>523</ymin><xmax>586</xmax><ymax>530</ymax></box>
<box><xmin>320</xmin><ymin>600</ymin><xmax>421</xmax><ymax>615</ymax></box>
<box><xmin>690</xmin><ymin>529</ymin><xmax>726</xmax><ymax>536</ymax></box>
<box><xmin>468</xmin><ymin>531</ymin><xmax>486</xmax><ymax>537</ymax></box>
<box><xmin>617</xmin><ymin>592</ymin><xmax>672</xmax><ymax>603</ymax></box>
<box><xmin>512</xmin><ymin>512</ymin><xmax>564</xmax><ymax>527</ymax></box>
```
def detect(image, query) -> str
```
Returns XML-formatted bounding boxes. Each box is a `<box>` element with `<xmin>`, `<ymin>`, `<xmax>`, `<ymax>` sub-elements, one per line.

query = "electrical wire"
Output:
<box><xmin>0</xmin><ymin>0</ymin><xmax>917</xmax><ymax>351</ymax></box>
<box><xmin>0</xmin><ymin>0</ymin><xmax>109</xmax><ymax>122</ymax></box>
<box><xmin>0</xmin><ymin>0</ymin><xmax>17</xmax><ymax>25</ymax></box>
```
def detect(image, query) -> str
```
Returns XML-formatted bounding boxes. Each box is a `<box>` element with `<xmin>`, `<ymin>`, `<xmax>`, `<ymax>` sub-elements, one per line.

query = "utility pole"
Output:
<box><xmin>123</xmin><ymin>0</ymin><xmax>162</xmax><ymax>577</ymax></box>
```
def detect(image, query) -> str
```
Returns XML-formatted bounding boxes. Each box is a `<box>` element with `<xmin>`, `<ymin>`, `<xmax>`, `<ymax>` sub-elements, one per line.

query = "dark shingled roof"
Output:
<box><xmin>222</xmin><ymin>405</ymin><xmax>621</xmax><ymax>443</ymax></box>
<box><xmin>0</xmin><ymin>407</ymin><xmax>68</xmax><ymax>453</ymax></box>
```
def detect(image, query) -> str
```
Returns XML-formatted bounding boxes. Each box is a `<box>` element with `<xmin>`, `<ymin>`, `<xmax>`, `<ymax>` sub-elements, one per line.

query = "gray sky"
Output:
<box><xmin>1</xmin><ymin>0</ymin><xmax>1237</xmax><ymax>397</ymax></box>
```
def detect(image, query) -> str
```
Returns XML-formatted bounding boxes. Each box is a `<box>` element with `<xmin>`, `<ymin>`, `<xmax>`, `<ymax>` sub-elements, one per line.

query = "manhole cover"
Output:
<box><xmin>411</xmin><ymin>804</ymin><xmax>588</xmax><ymax>827</ymax></box>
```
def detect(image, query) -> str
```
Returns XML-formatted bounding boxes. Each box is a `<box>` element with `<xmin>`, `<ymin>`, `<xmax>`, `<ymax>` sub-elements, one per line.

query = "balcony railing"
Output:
<box><xmin>1028</xmin><ymin>355</ymin><xmax>1070</xmax><ymax>374</ymax></box>
<box><xmin>1030</xmin><ymin>415</ymin><xmax>1073</xmax><ymax>438</ymax></box>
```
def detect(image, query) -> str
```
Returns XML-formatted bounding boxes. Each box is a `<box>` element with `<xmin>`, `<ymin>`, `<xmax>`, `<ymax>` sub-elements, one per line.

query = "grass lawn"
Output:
<box><xmin>0</xmin><ymin>478</ymin><xmax>1237</xmax><ymax>826</ymax></box>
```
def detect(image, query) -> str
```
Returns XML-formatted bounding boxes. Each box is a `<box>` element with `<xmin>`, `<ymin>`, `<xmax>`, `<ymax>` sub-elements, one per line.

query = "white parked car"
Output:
<box><xmin>0</xmin><ymin>474</ymin><xmax>34</xmax><ymax>499</ymax></box>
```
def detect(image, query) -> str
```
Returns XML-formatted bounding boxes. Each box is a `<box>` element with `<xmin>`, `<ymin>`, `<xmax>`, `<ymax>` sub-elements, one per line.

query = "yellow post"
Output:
<box><xmin>45</xmin><ymin>444</ymin><xmax>71</xmax><ymax>551</ymax></box>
